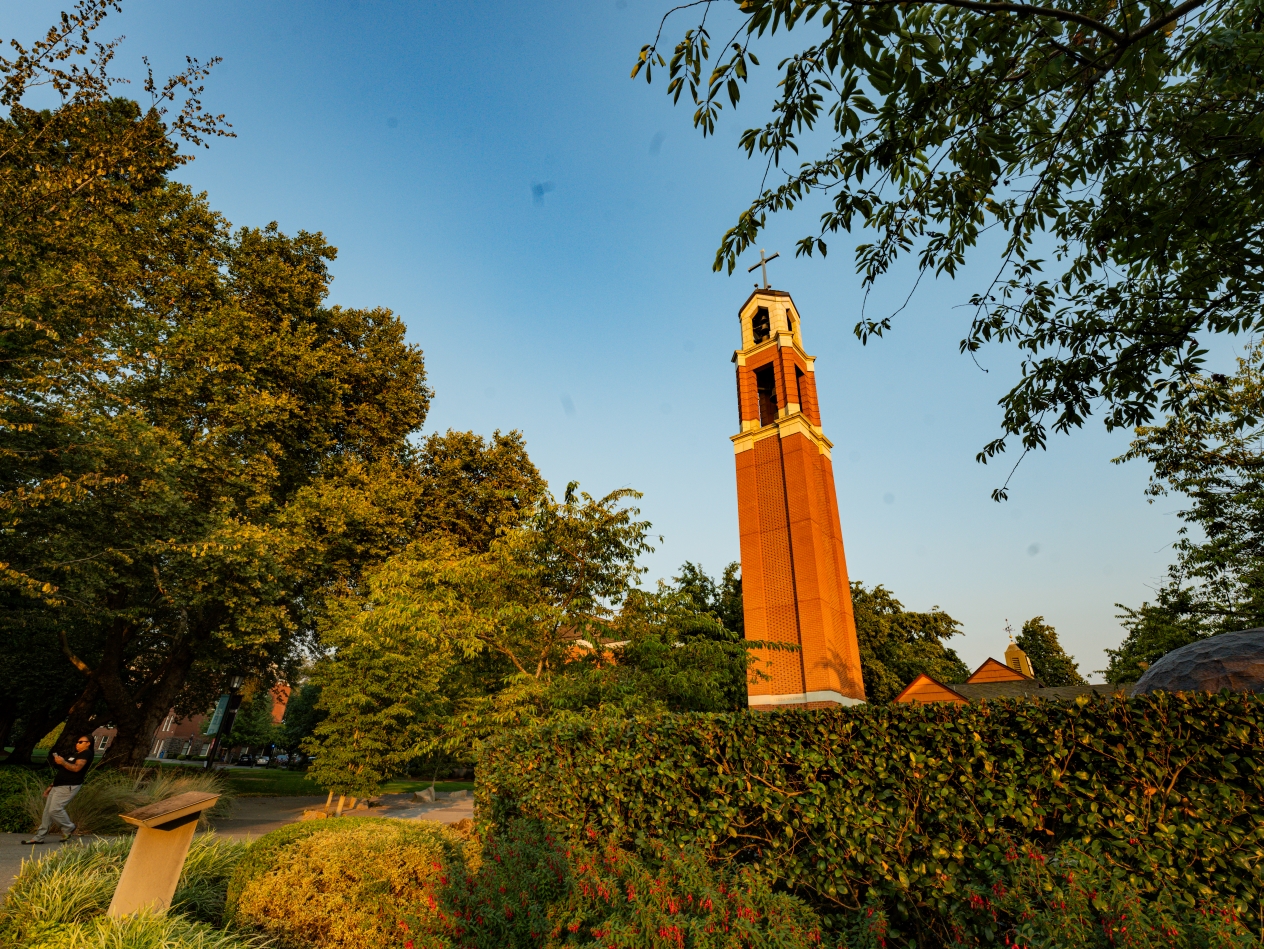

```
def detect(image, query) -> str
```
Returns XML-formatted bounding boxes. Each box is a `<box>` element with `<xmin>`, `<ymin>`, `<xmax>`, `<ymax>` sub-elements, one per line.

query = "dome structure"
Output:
<box><xmin>1132</xmin><ymin>629</ymin><xmax>1264</xmax><ymax>695</ymax></box>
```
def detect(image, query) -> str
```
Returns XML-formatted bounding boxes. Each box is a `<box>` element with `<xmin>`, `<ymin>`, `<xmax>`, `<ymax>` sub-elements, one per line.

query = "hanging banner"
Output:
<box><xmin>205</xmin><ymin>695</ymin><xmax>230</xmax><ymax>736</ymax></box>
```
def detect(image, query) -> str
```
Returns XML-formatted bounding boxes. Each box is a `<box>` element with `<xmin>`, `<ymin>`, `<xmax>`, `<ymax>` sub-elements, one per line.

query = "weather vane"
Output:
<box><xmin>747</xmin><ymin>249</ymin><xmax>780</xmax><ymax>289</ymax></box>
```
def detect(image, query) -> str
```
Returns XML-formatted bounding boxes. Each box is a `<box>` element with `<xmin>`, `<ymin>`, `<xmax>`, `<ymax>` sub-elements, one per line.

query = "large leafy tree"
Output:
<box><xmin>852</xmin><ymin>582</ymin><xmax>969</xmax><ymax>702</ymax></box>
<box><xmin>226</xmin><ymin>690</ymin><xmax>278</xmax><ymax>755</ymax></box>
<box><xmin>1016</xmin><ymin>616</ymin><xmax>1085</xmax><ymax>685</ymax></box>
<box><xmin>672</xmin><ymin>560</ymin><xmax>745</xmax><ymax>637</ymax></box>
<box><xmin>0</xmin><ymin>5</ymin><xmax>433</xmax><ymax>766</ymax></box>
<box><xmin>306</xmin><ymin>483</ymin><xmax>656</xmax><ymax>796</ymax></box>
<box><xmin>414</xmin><ymin>429</ymin><xmax>547</xmax><ymax>552</ymax></box>
<box><xmin>547</xmin><ymin>563</ymin><xmax>754</xmax><ymax>716</ymax></box>
<box><xmin>278</xmin><ymin>682</ymin><xmax>324</xmax><ymax>754</ymax></box>
<box><xmin>1105</xmin><ymin>596</ymin><xmax>1205</xmax><ymax>683</ymax></box>
<box><xmin>6</xmin><ymin>213</ymin><xmax>431</xmax><ymax>767</ymax></box>
<box><xmin>1</xmin><ymin>1</ymin><xmax>231</xmax><ymax>603</ymax></box>
<box><xmin>1106</xmin><ymin>340</ymin><xmax>1264</xmax><ymax>680</ymax></box>
<box><xmin>639</xmin><ymin>0</ymin><xmax>1263</xmax><ymax>494</ymax></box>
<box><xmin>1</xmin><ymin>4</ymin><xmax>232</xmax><ymax>764</ymax></box>
<box><xmin>1117</xmin><ymin>341</ymin><xmax>1264</xmax><ymax>632</ymax></box>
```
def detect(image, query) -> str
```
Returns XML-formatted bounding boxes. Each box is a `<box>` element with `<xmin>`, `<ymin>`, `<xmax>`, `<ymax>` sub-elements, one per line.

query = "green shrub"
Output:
<box><xmin>0</xmin><ymin>835</ymin><xmax>248</xmax><ymax>946</ymax></box>
<box><xmin>0</xmin><ymin>766</ymin><xmax>41</xmax><ymax>831</ymax></box>
<box><xmin>14</xmin><ymin>767</ymin><xmax>234</xmax><ymax>835</ymax></box>
<box><xmin>427</xmin><ymin>820</ymin><xmax>830</xmax><ymax>949</ymax></box>
<box><xmin>222</xmin><ymin>819</ymin><xmax>341</xmax><ymax>917</ymax></box>
<box><xmin>478</xmin><ymin>693</ymin><xmax>1264</xmax><ymax>939</ymax></box>
<box><xmin>226</xmin><ymin>817</ymin><xmax>469</xmax><ymax>949</ymax></box>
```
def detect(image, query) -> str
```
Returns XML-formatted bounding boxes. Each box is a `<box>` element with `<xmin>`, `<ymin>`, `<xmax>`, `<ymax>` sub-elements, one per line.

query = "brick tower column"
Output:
<box><xmin>732</xmin><ymin>289</ymin><xmax>865</xmax><ymax>708</ymax></box>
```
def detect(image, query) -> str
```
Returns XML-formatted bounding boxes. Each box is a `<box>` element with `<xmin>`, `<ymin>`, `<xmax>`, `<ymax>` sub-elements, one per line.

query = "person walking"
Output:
<box><xmin>21</xmin><ymin>735</ymin><xmax>94</xmax><ymax>844</ymax></box>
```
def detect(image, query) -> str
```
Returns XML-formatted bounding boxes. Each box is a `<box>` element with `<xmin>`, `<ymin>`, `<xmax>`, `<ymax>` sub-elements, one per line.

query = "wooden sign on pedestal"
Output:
<box><xmin>107</xmin><ymin>791</ymin><xmax>220</xmax><ymax>918</ymax></box>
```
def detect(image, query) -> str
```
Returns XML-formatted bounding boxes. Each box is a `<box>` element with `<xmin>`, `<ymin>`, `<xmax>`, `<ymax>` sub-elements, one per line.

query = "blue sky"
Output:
<box><xmin>12</xmin><ymin>1</ymin><xmax>1219</xmax><ymax>678</ymax></box>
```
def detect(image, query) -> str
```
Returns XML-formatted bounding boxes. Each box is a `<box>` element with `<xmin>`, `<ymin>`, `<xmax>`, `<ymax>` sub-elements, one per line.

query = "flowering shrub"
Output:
<box><xmin>947</xmin><ymin>841</ymin><xmax>1257</xmax><ymax>948</ymax></box>
<box><xmin>424</xmin><ymin>819</ymin><xmax>831</xmax><ymax>949</ymax></box>
<box><xmin>415</xmin><ymin>819</ymin><xmax>571</xmax><ymax>948</ymax></box>
<box><xmin>542</xmin><ymin>835</ymin><xmax>829</xmax><ymax>949</ymax></box>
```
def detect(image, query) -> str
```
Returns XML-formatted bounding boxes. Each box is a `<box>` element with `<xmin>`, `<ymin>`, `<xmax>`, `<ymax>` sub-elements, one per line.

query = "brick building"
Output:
<box><xmin>90</xmin><ymin>684</ymin><xmax>291</xmax><ymax>759</ymax></box>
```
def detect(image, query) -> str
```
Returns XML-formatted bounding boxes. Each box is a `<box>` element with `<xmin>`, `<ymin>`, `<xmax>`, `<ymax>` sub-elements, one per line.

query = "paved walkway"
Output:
<box><xmin>2</xmin><ymin>792</ymin><xmax>475</xmax><ymax>894</ymax></box>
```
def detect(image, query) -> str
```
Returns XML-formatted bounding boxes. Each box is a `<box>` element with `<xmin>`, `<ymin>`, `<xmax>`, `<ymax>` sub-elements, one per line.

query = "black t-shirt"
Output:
<box><xmin>50</xmin><ymin>750</ymin><xmax>93</xmax><ymax>786</ymax></box>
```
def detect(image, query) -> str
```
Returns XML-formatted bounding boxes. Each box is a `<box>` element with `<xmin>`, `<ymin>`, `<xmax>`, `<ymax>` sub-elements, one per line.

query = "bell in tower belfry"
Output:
<box><xmin>731</xmin><ymin>282</ymin><xmax>866</xmax><ymax>708</ymax></box>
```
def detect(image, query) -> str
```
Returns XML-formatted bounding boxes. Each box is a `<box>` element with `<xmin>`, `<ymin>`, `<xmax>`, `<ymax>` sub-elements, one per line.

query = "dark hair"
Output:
<box><xmin>76</xmin><ymin>735</ymin><xmax>92</xmax><ymax>744</ymax></box>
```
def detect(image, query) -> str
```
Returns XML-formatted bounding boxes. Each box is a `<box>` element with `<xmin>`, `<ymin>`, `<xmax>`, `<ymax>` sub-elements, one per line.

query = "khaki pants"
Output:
<box><xmin>32</xmin><ymin>785</ymin><xmax>80</xmax><ymax>841</ymax></box>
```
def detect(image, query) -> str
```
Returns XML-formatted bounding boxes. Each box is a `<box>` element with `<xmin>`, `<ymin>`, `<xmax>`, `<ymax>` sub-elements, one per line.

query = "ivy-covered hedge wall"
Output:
<box><xmin>478</xmin><ymin>693</ymin><xmax>1264</xmax><ymax>925</ymax></box>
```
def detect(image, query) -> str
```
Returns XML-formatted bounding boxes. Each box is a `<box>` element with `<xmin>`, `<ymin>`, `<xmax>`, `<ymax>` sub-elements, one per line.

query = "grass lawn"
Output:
<box><xmin>380</xmin><ymin>776</ymin><xmax>476</xmax><ymax>796</ymax></box>
<box><xmin>151</xmin><ymin>762</ymin><xmax>474</xmax><ymax>797</ymax></box>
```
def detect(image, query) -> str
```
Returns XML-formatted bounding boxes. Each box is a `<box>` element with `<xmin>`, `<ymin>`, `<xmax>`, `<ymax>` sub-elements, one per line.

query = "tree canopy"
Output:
<box><xmin>227</xmin><ymin>690</ymin><xmax>278</xmax><ymax>754</ymax></box>
<box><xmin>0</xmin><ymin>4</ymin><xmax>434</xmax><ymax>766</ymax></box>
<box><xmin>1107</xmin><ymin>340</ymin><xmax>1264</xmax><ymax>680</ymax></box>
<box><xmin>1016</xmin><ymin>616</ymin><xmax>1085</xmax><ymax>685</ymax></box>
<box><xmin>303</xmin><ymin>487</ymin><xmax>762</xmax><ymax>798</ymax></box>
<box><xmin>851</xmin><ymin>582</ymin><xmax>969</xmax><ymax>702</ymax></box>
<box><xmin>1118</xmin><ymin>341</ymin><xmax>1264</xmax><ymax>632</ymax></box>
<box><xmin>639</xmin><ymin>0</ymin><xmax>1264</xmax><ymax>494</ymax></box>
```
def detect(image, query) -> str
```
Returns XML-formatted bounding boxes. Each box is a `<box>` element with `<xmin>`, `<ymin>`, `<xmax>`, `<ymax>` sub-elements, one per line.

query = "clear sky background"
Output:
<box><xmin>12</xmin><ymin>0</ymin><xmax>1226</xmax><ymax>679</ymax></box>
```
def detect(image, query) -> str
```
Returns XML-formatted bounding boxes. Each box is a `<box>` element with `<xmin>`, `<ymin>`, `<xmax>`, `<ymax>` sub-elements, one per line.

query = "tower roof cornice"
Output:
<box><xmin>739</xmin><ymin>287</ymin><xmax>795</xmax><ymax>314</ymax></box>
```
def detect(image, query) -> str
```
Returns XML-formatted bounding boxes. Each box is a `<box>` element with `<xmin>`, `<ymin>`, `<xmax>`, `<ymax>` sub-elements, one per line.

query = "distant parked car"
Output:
<box><xmin>255</xmin><ymin>755</ymin><xmax>270</xmax><ymax>767</ymax></box>
<box><xmin>236</xmin><ymin>753</ymin><xmax>253</xmax><ymax>767</ymax></box>
<box><xmin>274</xmin><ymin>754</ymin><xmax>289</xmax><ymax>766</ymax></box>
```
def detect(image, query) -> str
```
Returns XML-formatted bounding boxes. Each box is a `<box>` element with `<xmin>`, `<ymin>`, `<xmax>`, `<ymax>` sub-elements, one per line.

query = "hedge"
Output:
<box><xmin>477</xmin><ymin>692</ymin><xmax>1264</xmax><ymax>930</ymax></box>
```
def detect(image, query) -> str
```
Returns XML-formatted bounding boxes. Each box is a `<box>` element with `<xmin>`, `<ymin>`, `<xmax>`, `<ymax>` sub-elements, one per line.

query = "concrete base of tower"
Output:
<box><xmin>748</xmin><ymin>690</ymin><xmax>865</xmax><ymax>709</ymax></box>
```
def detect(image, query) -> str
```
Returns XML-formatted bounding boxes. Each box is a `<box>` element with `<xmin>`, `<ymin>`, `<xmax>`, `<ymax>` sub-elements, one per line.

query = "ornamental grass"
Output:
<box><xmin>0</xmin><ymin>835</ymin><xmax>249</xmax><ymax>947</ymax></box>
<box><xmin>15</xmin><ymin>911</ymin><xmax>271</xmax><ymax>949</ymax></box>
<box><xmin>16</xmin><ymin>767</ymin><xmax>233</xmax><ymax>836</ymax></box>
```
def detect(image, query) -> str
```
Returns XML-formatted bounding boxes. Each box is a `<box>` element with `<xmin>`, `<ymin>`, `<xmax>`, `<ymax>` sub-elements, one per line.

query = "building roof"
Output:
<box><xmin>951</xmin><ymin>682</ymin><xmax>1130</xmax><ymax>702</ymax></box>
<box><xmin>966</xmin><ymin>657</ymin><xmax>1033</xmax><ymax>684</ymax></box>
<box><xmin>895</xmin><ymin>671</ymin><xmax>1132</xmax><ymax>705</ymax></box>
<box><xmin>894</xmin><ymin>673</ymin><xmax>968</xmax><ymax>705</ymax></box>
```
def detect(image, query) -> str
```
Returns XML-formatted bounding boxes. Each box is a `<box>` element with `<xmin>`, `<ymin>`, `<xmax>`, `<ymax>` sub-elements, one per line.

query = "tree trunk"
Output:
<box><xmin>92</xmin><ymin>620</ymin><xmax>199</xmax><ymax>769</ymax></box>
<box><xmin>0</xmin><ymin>694</ymin><xmax>17</xmax><ymax>754</ymax></box>
<box><xmin>6</xmin><ymin>705</ymin><xmax>61</xmax><ymax>767</ymax></box>
<box><xmin>54</xmin><ymin>680</ymin><xmax>105</xmax><ymax>758</ymax></box>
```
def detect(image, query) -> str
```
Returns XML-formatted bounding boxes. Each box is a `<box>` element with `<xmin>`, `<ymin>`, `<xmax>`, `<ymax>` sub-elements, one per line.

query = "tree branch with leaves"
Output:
<box><xmin>637</xmin><ymin>0</ymin><xmax>1263</xmax><ymax>497</ymax></box>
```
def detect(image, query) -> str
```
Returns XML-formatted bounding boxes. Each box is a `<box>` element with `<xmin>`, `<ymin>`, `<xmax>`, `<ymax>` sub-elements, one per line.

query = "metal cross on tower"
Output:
<box><xmin>747</xmin><ymin>249</ymin><xmax>781</xmax><ymax>289</ymax></box>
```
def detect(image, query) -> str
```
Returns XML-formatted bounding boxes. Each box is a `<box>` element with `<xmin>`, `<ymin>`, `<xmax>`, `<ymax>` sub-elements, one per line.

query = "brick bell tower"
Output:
<box><xmin>732</xmin><ymin>272</ymin><xmax>865</xmax><ymax>709</ymax></box>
